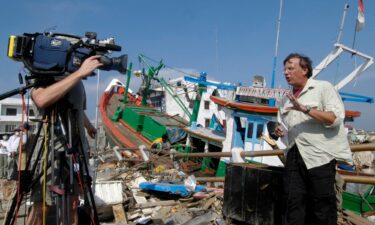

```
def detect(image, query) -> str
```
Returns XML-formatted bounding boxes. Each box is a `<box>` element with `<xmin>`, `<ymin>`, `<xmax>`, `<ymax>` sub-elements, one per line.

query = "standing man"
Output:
<box><xmin>274</xmin><ymin>53</ymin><xmax>352</xmax><ymax>225</ymax></box>
<box><xmin>0</xmin><ymin>135</ymin><xmax>9</xmax><ymax>179</ymax></box>
<box><xmin>26</xmin><ymin>55</ymin><xmax>100</xmax><ymax>225</ymax></box>
<box><xmin>6</xmin><ymin>127</ymin><xmax>27</xmax><ymax>180</ymax></box>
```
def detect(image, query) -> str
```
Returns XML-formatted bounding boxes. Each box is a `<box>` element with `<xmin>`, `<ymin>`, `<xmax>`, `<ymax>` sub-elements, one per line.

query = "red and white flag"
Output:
<box><xmin>356</xmin><ymin>0</ymin><xmax>365</xmax><ymax>32</ymax></box>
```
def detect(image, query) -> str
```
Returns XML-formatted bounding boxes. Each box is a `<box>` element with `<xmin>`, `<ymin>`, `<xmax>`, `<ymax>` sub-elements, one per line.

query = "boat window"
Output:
<box><xmin>256</xmin><ymin>124</ymin><xmax>264</xmax><ymax>139</ymax></box>
<box><xmin>205</xmin><ymin>118</ymin><xmax>210</xmax><ymax>128</ymax></box>
<box><xmin>267</xmin><ymin>121</ymin><xmax>278</xmax><ymax>139</ymax></box>
<box><xmin>204</xmin><ymin>101</ymin><xmax>210</xmax><ymax>110</ymax></box>
<box><xmin>234</xmin><ymin>117</ymin><xmax>245</xmax><ymax>142</ymax></box>
<box><xmin>247</xmin><ymin>123</ymin><xmax>254</xmax><ymax>139</ymax></box>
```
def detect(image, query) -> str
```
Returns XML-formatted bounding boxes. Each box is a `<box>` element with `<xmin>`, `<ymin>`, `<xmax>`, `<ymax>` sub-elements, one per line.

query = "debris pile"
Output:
<box><xmin>95</xmin><ymin>157</ymin><xmax>226</xmax><ymax>225</ymax></box>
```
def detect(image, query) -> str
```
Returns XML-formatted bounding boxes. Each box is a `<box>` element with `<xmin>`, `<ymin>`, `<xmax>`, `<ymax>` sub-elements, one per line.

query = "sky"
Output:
<box><xmin>0</xmin><ymin>0</ymin><xmax>374</xmax><ymax>131</ymax></box>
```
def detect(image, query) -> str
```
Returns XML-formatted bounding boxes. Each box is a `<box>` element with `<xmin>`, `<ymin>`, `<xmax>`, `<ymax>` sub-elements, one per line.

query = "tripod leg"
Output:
<box><xmin>26</xmin><ymin>202</ymin><xmax>48</xmax><ymax>225</ymax></box>
<box><xmin>77</xmin><ymin>143</ymin><xmax>100</xmax><ymax>224</ymax></box>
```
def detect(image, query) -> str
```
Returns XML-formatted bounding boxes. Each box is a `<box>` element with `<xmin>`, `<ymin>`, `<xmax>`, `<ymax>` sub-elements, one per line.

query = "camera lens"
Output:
<box><xmin>99</xmin><ymin>54</ymin><xmax>128</xmax><ymax>74</ymax></box>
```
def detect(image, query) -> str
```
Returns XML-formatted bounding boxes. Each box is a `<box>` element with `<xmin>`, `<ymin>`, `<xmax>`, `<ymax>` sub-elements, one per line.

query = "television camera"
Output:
<box><xmin>7</xmin><ymin>31</ymin><xmax>128</xmax><ymax>78</ymax></box>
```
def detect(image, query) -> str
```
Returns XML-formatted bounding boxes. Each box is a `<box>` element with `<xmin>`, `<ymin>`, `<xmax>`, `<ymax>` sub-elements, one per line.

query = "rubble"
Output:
<box><xmin>2</xmin><ymin>146</ymin><xmax>375</xmax><ymax>224</ymax></box>
<box><xmin>92</xmin><ymin>147</ymin><xmax>375</xmax><ymax>225</ymax></box>
<box><xmin>94</xmin><ymin>151</ymin><xmax>226</xmax><ymax>225</ymax></box>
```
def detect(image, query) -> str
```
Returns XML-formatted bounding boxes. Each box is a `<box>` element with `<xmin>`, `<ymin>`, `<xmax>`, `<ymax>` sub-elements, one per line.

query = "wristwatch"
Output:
<box><xmin>304</xmin><ymin>105</ymin><xmax>312</xmax><ymax>114</ymax></box>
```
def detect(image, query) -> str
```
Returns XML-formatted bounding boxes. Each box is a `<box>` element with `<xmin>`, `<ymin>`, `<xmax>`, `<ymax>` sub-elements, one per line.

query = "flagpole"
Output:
<box><xmin>352</xmin><ymin>0</ymin><xmax>365</xmax><ymax>50</ymax></box>
<box><xmin>352</xmin><ymin>26</ymin><xmax>358</xmax><ymax>50</ymax></box>
<box><xmin>269</xmin><ymin>0</ymin><xmax>283</xmax><ymax>106</ymax></box>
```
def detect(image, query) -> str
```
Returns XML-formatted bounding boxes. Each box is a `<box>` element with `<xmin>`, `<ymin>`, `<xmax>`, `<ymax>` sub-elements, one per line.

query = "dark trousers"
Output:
<box><xmin>282</xmin><ymin>145</ymin><xmax>337</xmax><ymax>225</ymax></box>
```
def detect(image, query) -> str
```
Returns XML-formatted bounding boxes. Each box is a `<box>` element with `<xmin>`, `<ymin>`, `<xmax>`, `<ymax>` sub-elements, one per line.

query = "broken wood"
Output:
<box><xmin>202</xmin><ymin>196</ymin><xmax>216</xmax><ymax>210</ymax></box>
<box><xmin>112</xmin><ymin>204</ymin><xmax>128</xmax><ymax>224</ymax></box>
<box><xmin>196</xmin><ymin>177</ymin><xmax>225</xmax><ymax>183</ymax></box>
<box><xmin>343</xmin><ymin>210</ymin><xmax>375</xmax><ymax>225</ymax></box>
<box><xmin>135</xmin><ymin>200</ymin><xmax>178</xmax><ymax>209</ymax></box>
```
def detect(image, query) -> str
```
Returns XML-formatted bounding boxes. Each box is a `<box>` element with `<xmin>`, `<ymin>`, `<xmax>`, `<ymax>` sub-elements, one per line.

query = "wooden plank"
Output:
<box><xmin>112</xmin><ymin>204</ymin><xmax>127</xmax><ymax>224</ymax></box>
<box><xmin>344</xmin><ymin>210</ymin><xmax>375</xmax><ymax>225</ymax></box>
<box><xmin>135</xmin><ymin>200</ymin><xmax>177</xmax><ymax>209</ymax></box>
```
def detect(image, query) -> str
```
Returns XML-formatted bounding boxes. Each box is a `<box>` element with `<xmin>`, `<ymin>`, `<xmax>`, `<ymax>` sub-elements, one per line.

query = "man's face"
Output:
<box><xmin>283</xmin><ymin>57</ymin><xmax>308</xmax><ymax>88</ymax></box>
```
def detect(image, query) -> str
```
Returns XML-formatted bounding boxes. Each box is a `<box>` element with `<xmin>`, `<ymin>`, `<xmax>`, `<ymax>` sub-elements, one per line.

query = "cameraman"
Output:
<box><xmin>26</xmin><ymin>55</ymin><xmax>102</xmax><ymax>225</ymax></box>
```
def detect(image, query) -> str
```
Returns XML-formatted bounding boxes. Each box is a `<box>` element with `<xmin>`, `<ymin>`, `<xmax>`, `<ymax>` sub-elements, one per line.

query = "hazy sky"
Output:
<box><xmin>0</xmin><ymin>0</ymin><xmax>374</xmax><ymax>130</ymax></box>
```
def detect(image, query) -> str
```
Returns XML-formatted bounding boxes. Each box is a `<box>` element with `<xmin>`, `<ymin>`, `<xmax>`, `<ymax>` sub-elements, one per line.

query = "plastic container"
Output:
<box><xmin>94</xmin><ymin>181</ymin><xmax>123</xmax><ymax>207</ymax></box>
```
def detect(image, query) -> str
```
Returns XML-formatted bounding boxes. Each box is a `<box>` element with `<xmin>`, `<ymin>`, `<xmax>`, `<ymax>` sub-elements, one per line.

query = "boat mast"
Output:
<box><xmin>269</xmin><ymin>0</ymin><xmax>283</xmax><ymax>106</ymax></box>
<box><xmin>336</xmin><ymin>4</ymin><xmax>350</xmax><ymax>44</ymax></box>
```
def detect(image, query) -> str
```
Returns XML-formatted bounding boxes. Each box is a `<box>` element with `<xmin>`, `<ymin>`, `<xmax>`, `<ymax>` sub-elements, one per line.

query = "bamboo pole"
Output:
<box><xmin>195</xmin><ymin>175</ymin><xmax>375</xmax><ymax>185</ymax></box>
<box><xmin>340</xmin><ymin>175</ymin><xmax>375</xmax><ymax>185</ymax></box>
<box><xmin>173</xmin><ymin>143</ymin><xmax>375</xmax><ymax>159</ymax></box>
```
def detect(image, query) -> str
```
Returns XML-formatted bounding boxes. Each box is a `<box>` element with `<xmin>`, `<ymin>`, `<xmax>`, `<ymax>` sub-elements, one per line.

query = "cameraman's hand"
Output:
<box><xmin>76</xmin><ymin>55</ymin><xmax>103</xmax><ymax>79</ymax></box>
<box><xmin>84</xmin><ymin>113</ymin><xmax>96</xmax><ymax>139</ymax></box>
<box><xmin>31</xmin><ymin>55</ymin><xmax>103</xmax><ymax>109</ymax></box>
<box><xmin>86</xmin><ymin>123</ymin><xmax>97</xmax><ymax>139</ymax></box>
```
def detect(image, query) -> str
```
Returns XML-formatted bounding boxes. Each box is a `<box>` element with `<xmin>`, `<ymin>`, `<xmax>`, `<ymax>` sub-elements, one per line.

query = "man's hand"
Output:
<box><xmin>274</xmin><ymin>126</ymin><xmax>284</xmax><ymax>138</ymax></box>
<box><xmin>84</xmin><ymin>113</ymin><xmax>96</xmax><ymax>139</ymax></box>
<box><xmin>86</xmin><ymin>123</ymin><xmax>97</xmax><ymax>139</ymax></box>
<box><xmin>286</xmin><ymin>93</ymin><xmax>337</xmax><ymax>125</ymax></box>
<box><xmin>286</xmin><ymin>92</ymin><xmax>308</xmax><ymax>113</ymax></box>
<box><xmin>75</xmin><ymin>55</ymin><xmax>103</xmax><ymax>79</ymax></box>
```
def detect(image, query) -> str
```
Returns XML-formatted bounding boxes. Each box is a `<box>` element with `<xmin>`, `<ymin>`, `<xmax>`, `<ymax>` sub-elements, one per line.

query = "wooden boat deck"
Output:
<box><xmin>185</xmin><ymin>126</ymin><xmax>225</xmax><ymax>146</ymax></box>
<box><xmin>101</xmin><ymin>92</ymin><xmax>151</xmax><ymax>148</ymax></box>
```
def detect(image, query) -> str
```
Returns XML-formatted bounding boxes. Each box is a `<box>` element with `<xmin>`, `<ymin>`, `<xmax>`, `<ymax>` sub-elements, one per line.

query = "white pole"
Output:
<box><xmin>92</xmin><ymin>69</ymin><xmax>100</xmax><ymax>193</ymax></box>
<box><xmin>94</xmin><ymin>69</ymin><xmax>100</xmax><ymax>151</ymax></box>
<box><xmin>336</xmin><ymin>4</ymin><xmax>350</xmax><ymax>44</ymax></box>
<box><xmin>269</xmin><ymin>0</ymin><xmax>283</xmax><ymax>106</ymax></box>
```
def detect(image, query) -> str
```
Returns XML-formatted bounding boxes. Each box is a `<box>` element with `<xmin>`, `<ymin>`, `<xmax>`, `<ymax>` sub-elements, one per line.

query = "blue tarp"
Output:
<box><xmin>139</xmin><ymin>182</ymin><xmax>206</xmax><ymax>197</ymax></box>
<box><xmin>166</xmin><ymin>127</ymin><xmax>186</xmax><ymax>144</ymax></box>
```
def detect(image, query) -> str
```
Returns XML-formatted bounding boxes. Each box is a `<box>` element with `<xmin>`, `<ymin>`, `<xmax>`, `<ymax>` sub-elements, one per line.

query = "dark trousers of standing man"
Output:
<box><xmin>282</xmin><ymin>145</ymin><xmax>337</xmax><ymax>225</ymax></box>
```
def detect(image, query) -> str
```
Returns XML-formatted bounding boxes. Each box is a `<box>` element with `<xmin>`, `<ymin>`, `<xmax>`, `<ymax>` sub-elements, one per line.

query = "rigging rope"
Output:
<box><xmin>140</xmin><ymin>55</ymin><xmax>200</xmax><ymax>78</ymax></box>
<box><xmin>14</xmin><ymin>95</ymin><xmax>27</xmax><ymax>225</ymax></box>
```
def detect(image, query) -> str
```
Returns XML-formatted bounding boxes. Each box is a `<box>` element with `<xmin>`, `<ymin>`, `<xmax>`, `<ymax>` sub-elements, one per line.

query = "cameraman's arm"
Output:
<box><xmin>31</xmin><ymin>56</ymin><xmax>103</xmax><ymax>109</ymax></box>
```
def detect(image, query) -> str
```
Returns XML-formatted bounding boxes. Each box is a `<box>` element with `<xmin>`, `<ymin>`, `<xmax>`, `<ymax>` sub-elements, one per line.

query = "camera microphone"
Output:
<box><xmin>103</xmin><ymin>44</ymin><xmax>121</xmax><ymax>51</ymax></box>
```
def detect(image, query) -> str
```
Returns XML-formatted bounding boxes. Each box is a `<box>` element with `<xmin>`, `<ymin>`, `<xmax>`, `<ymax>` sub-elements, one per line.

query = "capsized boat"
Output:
<box><xmin>100</xmin><ymin>78</ymin><xmax>188</xmax><ymax>158</ymax></box>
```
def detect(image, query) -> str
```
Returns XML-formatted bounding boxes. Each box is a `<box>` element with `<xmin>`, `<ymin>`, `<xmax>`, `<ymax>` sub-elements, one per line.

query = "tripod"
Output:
<box><xmin>4</xmin><ymin>102</ymin><xmax>100</xmax><ymax>225</ymax></box>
